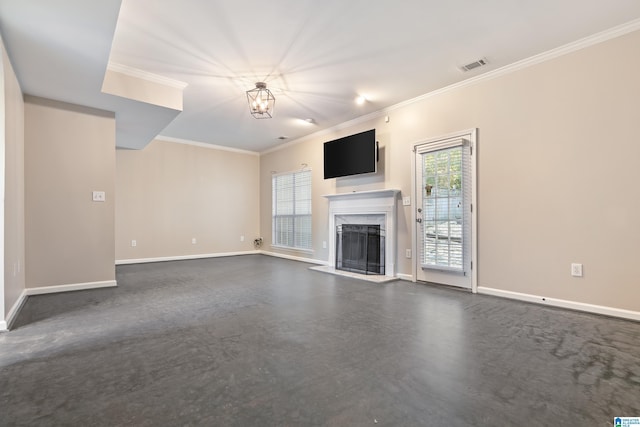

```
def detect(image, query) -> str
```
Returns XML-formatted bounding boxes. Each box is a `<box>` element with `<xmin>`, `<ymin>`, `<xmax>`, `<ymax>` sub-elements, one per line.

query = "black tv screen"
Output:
<box><xmin>323</xmin><ymin>129</ymin><xmax>377</xmax><ymax>179</ymax></box>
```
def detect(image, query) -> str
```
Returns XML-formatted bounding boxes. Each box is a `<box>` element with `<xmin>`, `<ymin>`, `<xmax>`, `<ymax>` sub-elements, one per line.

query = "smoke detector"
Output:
<box><xmin>460</xmin><ymin>58</ymin><xmax>488</xmax><ymax>72</ymax></box>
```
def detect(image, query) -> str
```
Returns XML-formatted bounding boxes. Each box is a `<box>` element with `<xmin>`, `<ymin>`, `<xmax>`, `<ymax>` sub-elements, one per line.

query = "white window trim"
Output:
<box><xmin>411</xmin><ymin>128</ymin><xmax>478</xmax><ymax>293</ymax></box>
<box><xmin>271</xmin><ymin>168</ymin><xmax>312</xmax><ymax>251</ymax></box>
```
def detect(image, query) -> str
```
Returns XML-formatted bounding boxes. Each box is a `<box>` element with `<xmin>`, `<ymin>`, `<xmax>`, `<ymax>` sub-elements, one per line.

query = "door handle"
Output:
<box><xmin>416</xmin><ymin>218</ymin><xmax>422</xmax><ymax>223</ymax></box>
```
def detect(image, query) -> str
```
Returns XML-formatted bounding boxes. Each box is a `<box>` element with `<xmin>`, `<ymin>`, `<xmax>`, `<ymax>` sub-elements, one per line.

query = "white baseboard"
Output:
<box><xmin>1</xmin><ymin>289</ymin><xmax>28</xmax><ymax>331</ymax></box>
<box><xmin>26</xmin><ymin>280</ymin><xmax>118</xmax><ymax>296</ymax></box>
<box><xmin>477</xmin><ymin>286</ymin><xmax>640</xmax><ymax>322</ymax></box>
<box><xmin>115</xmin><ymin>250</ymin><xmax>260</xmax><ymax>265</ymax></box>
<box><xmin>1</xmin><ymin>280</ymin><xmax>118</xmax><ymax>331</ymax></box>
<box><xmin>260</xmin><ymin>250</ymin><xmax>328</xmax><ymax>266</ymax></box>
<box><xmin>396</xmin><ymin>273</ymin><xmax>414</xmax><ymax>282</ymax></box>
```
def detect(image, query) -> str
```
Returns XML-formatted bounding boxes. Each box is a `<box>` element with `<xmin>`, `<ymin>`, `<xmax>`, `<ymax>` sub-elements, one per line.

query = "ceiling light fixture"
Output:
<box><xmin>246</xmin><ymin>82</ymin><xmax>275</xmax><ymax>119</ymax></box>
<box><xmin>355</xmin><ymin>95</ymin><xmax>367</xmax><ymax>105</ymax></box>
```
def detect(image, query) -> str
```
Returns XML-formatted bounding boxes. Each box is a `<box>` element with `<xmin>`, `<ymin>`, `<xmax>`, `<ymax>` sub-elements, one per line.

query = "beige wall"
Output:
<box><xmin>115</xmin><ymin>140</ymin><xmax>260</xmax><ymax>261</ymax></box>
<box><xmin>2</xmin><ymin>38</ymin><xmax>25</xmax><ymax>320</ymax></box>
<box><xmin>260</xmin><ymin>29</ymin><xmax>640</xmax><ymax>312</ymax></box>
<box><xmin>259</xmin><ymin>122</ymin><xmax>393</xmax><ymax>264</ymax></box>
<box><xmin>25</xmin><ymin>97</ymin><xmax>115</xmax><ymax>288</ymax></box>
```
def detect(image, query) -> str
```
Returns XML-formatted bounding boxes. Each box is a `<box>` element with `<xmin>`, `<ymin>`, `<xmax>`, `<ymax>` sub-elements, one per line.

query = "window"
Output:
<box><xmin>272</xmin><ymin>170</ymin><xmax>312</xmax><ymax>250</ymax></box>
<box><xmin>420</xmin><ymin>142</ymin><xmax>470</xmax><ymax>271</ymax></box>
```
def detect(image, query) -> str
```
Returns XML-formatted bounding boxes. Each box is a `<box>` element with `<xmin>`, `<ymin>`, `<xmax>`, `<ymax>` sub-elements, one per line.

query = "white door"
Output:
<box><xmin>414</xmin><ymin>130</ymin><xmax>476</xmax><ymax>289</ymax></box>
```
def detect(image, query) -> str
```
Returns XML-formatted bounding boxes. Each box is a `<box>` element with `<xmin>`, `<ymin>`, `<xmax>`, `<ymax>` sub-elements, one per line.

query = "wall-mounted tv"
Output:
<box><xmin>323</xmin><ymin>129</ymin><xmax>377</xmax><ymax>179</ymax></box>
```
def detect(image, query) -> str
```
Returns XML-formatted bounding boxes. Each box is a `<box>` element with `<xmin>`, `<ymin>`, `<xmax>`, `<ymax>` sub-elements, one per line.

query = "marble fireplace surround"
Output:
<box><xmin>323</xmin><ymin>189</ymin><xmax>400</xmax><ymax>278</ymax></box>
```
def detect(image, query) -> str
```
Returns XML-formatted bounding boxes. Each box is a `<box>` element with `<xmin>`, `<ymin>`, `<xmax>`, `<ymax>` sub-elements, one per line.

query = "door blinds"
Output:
<box><xmin>417</xmin><ymin>138</ymin><xmax>471</xmax><ymax>273</ymax></box>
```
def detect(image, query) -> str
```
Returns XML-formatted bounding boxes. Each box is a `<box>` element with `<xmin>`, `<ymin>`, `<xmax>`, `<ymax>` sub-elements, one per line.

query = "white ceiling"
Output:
<box><xmin>2</xmin><ymin>1</ymin><xmax>640</xmax><ymax>152</ymax></box>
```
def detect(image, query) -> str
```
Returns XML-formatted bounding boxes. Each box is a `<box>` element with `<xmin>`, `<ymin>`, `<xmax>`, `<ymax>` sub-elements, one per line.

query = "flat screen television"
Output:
<box><xmin>323</xmin><ymin>129</ymin><xmax>377</xmax><ymax>179</ymax></box>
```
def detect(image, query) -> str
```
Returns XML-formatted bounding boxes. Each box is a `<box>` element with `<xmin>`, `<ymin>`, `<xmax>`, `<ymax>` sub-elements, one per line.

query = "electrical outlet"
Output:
<box><xmin>131</xmin><ymin>240</ymin><xmax>137</xmax><ymax>247</ymax></box>
<box><xmin>406</xmin><ymin>249</ymin><xmax>412</xmax><ymax>258</ymax></box>
<box><xmin>240</xmin><ymin>235</ymin><xmax>245</xmax><ymax>242</ymax></box>
<box><xmin>402</xmin><ymin>196</ymin><xmax>411</xmax><ymax>206</ymax></box>
<box><xmin>192</xmin><ymin>238</ymin><xmax>197</xmax><ymax>244</ymax></box>
<box><xmin>571</xmin><ymin>263</ymin><xmax>583</xmax><ymax>277</ymax></box>
<box><xmin>322</xmin><ymin>241</ymin><xmax>327</xmax><ymax>249</ymax></box>
<box><xmin>92</xmin><ymin>191</ymin><xmax>106</xmax><ymax>202</ymax></box>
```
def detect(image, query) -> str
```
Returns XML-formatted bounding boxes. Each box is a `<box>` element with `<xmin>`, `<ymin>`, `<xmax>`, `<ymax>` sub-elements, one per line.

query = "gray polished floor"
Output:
<box><xmin>1</xmin><ymin>255</ymin><xmax>639</xmax><ymax>426</ymax></box>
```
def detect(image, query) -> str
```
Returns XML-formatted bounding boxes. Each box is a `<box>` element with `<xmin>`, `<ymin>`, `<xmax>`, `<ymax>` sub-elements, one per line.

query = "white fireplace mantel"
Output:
<box><xmin>324</xmin><ymin>189</ymin><xmax>400</xmax><ymax>277</ymax></box>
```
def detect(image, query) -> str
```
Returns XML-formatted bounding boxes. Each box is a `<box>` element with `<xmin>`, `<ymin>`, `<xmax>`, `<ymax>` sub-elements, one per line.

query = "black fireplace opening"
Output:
<box><xmin>336</xmin><ymin>224</ymin><xmax>385</xmax><ymax>275</ymax></box>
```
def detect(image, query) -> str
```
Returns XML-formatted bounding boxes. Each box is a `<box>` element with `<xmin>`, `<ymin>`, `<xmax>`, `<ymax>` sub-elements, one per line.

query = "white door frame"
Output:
<box><xmin>411</xmin><ymin>128</ymin><xmax>478</xmax><ymax>293</ymax></box>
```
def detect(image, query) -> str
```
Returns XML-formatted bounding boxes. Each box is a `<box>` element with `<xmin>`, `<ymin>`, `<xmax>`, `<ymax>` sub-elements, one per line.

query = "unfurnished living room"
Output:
<box><xmin>1</xmin><ymin>1</ymin><xmax>639</xmax><ymax>426</ymax></box>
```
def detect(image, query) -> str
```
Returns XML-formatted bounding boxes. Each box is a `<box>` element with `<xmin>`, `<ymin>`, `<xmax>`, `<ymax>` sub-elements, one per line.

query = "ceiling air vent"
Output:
<box><xmin>277</xmin><ymin>136</ymin><xmax>288</xmax><ymax>140</ymax></box>
<box><xmin>460</xmin><ymin>58</ymin><xmax>488</xmax><ymax>72</ymax></box>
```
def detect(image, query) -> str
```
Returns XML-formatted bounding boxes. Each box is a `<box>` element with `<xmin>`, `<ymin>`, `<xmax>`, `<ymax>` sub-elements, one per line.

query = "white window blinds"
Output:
<box><xmin>272</xmin><ymin>170</ymin><xmax>312</xmax><ymax>250</ymax></box>
<box><xmin>419</xmin><ymin>139</ymin><xmax>471</xmax><ymax>273</ymax></box>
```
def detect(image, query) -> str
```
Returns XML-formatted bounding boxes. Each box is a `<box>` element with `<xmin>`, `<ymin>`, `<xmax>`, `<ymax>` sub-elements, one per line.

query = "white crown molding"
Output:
<box><xmin>155</xmin><ymin>135</ymin><xmax>260</xmax><ymax>156</ymax></box>
<box><xmin>388</xmin><ymin>17</ymin><xmax>640</xmax><ymax>113</ymax></box>
<box><xmin>261</xmin><ymin>18</ymin><xmax>640</xmax><ymax>156</ymax></box>
<box><xmin>260</xmin><ymin>108</ymin><xmax>387</xmax><ymax>156</ymax></box>
<box><xmin>107</xmin><ymin>62</ymin><xmax>189</xmax><ymax>89</ymax></box>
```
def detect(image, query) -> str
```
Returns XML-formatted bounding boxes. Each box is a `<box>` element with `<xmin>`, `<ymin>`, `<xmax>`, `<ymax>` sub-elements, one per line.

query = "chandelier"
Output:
<box><xmin>246</xmin><ymin>82</ymin><xmax>275</xmax><ymax>119</ymax></box>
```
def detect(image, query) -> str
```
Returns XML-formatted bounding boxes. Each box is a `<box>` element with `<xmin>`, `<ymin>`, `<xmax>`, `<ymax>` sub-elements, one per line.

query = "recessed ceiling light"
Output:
<box><xmin>355</xmin><ymin>95</ymin><xmax>366</xmax><ymax>105</ymax></box>
<box><xmin>295</xmin><ymin>118</ymin><xmax>315</xmax><ymax>126</ymax></box>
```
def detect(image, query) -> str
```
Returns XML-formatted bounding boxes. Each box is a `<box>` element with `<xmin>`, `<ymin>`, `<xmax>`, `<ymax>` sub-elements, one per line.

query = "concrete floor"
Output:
<box><xmin>1</xmin><ymin>255</ymin><xmax>639</xmax><ymax>426</ymax></box>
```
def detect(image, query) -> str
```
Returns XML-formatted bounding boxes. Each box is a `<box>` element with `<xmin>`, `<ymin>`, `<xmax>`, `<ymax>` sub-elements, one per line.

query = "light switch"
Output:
<box><xmin>571</xmin><ymin>263</ymin><xmax>583</xmax><ymax>277</ymax></box>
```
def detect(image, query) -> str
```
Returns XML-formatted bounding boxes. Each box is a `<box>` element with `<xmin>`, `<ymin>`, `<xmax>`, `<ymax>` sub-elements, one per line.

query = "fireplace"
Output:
<box><xmin>323</xmin><ymin>189</ymin><xmax>400</xmax><ymax>278</ymax></box>
<box><xmin>336</xmin><ymin>224</ymin><xmax>385</xmax><ymax>275</ymax></box>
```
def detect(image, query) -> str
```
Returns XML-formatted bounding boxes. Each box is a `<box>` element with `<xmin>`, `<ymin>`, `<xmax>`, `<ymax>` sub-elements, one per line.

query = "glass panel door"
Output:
<box><xmin>415</xmin><ymin>136</ymin><xmax>472</xmax><ymax>289</ymax></box>
<box><xmin>422</xmin><ymin>146</ymin><xmax>463</xmax><ymax>270</ymax></box>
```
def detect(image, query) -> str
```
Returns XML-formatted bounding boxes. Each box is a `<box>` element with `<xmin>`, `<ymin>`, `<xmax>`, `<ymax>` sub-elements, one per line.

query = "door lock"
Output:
<box><xmin>416</xmin><ymin>218</ymin><xmax>422</xmax><ymax>223</ymax></box>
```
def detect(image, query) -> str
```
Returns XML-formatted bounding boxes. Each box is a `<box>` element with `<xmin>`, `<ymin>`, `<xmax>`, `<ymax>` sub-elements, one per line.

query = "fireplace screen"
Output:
<box><xmin>336</xmin><ymin>224</ymin><xmax>385</xmax><ymax>275</ymax></box>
